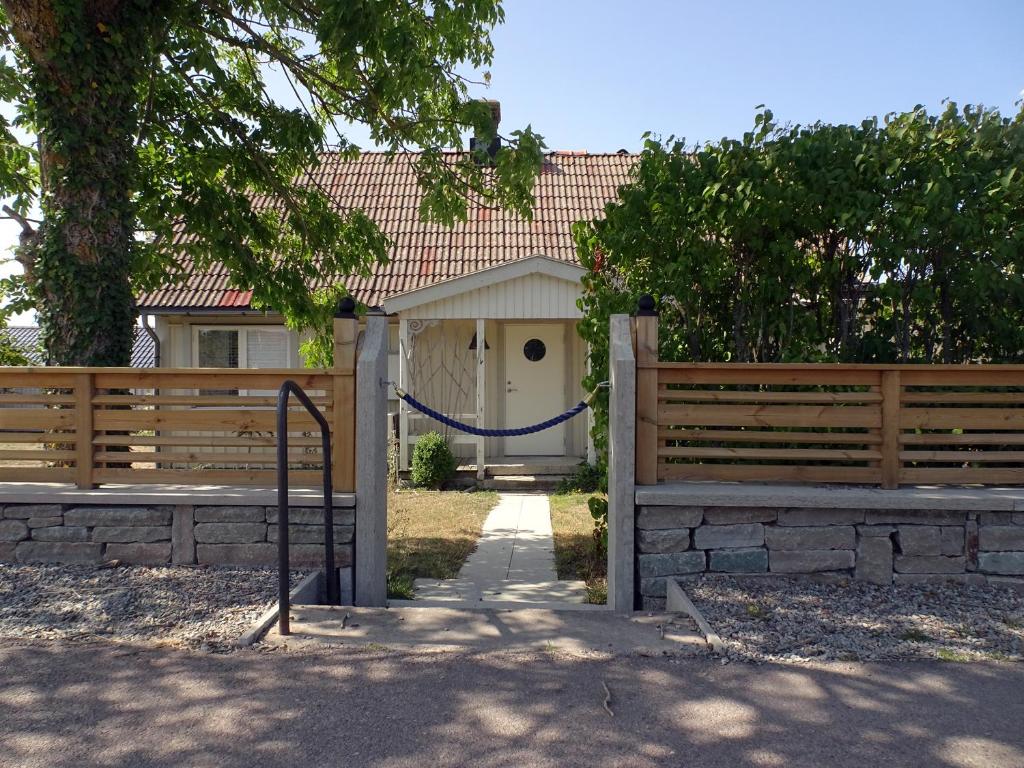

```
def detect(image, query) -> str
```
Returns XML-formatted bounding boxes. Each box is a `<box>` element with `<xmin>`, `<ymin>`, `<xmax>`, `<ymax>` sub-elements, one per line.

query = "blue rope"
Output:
<box><xmin>397</xmin><ymin>390</ymin><xmax>592</xmax><ymax>437</ymax></box>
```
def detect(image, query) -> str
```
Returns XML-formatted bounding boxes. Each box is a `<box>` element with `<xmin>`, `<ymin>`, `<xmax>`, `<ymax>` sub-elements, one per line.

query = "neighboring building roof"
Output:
<box><xmin>137</xmin><ymin>150</ymin><xmax>637</xmax><ymax>311</ymax></box>
<box><xmin>0</xmin><ymin>326</ymin><xmax>157</xmax><ymax>367</ymax></box>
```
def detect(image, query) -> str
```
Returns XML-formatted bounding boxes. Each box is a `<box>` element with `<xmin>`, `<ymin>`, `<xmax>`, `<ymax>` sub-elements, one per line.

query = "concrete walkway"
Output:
<box><xmin>4</xmin><ymin>641</ymin><xmax>1024</xmax><ymax>768</ymax></box>
<box><xmin>410</xmin><ymin>492</ymin><xmax>588</xmax><ymax>605</ymax></box>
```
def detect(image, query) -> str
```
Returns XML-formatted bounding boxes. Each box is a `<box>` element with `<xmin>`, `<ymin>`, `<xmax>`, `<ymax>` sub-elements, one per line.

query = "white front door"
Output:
<box><xmin>504</xmin><ymin>324</ymin><xmax>565</xmax><ymax>456</ymax></box>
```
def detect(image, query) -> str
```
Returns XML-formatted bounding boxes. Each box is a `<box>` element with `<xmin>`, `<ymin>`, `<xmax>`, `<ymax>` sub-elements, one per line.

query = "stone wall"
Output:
<box><xmin>0</xmin><ymin>502</ymin><xmax>355</xmax><ymax>571</ymax></box>
<box><xmin>636</xmin><ymin>493</ymin><xmax>1024</xmax><ymax>610</ymax></box>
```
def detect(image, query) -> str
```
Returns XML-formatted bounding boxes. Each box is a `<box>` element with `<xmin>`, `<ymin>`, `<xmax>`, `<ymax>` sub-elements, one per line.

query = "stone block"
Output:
<box><xmin>855</xmin><ymin>536</ymin><xmax>893</xmax><ymax>585</ymax></box>
<box><xmin>193</xmin><ymin>523</ymin><xmax>266</xmax><ymax>544</ymax></box>
<box><xmin>194</xmin><ymin>506</ymin><xmax>266</xmax><ymax>523</ymax></box>
<box><xmin>2</xmin><ymin>504</ymin><xmax>61</xmax><ymax>519</ymax></box>
<box><xmin>896</xmin><ymin>526</ymin><xmax>941</xmax><ymax>556</ymax></box>
<box><xmin>978</xmin><ymin>552</ymin><xmax>1024</xmax><ymax>576</ymax></box>
<box><xmin>291</xmin><ymin>544</ymin><xmax>353</xmax><ymax>568</ymax></box>
<box><xmin>766</xmin><ymin>526</ymin><xmax>855</xmax><ymax>551</ymax></box>
<box><xmin>92</xmin><ymin>526</ymin><xmax>171</xmax><ymax>543</ymax></box>
<box><xmin>197</xmin><ymin>543</ymin><xmax>276</xmax><ymax>566</ymax></box>
<box><xmin>865</xmin><ymin>510</ymin><xmax>966</xmax><ymax>526</ymax></box>
<box><xmin>986</xmin><ymin>576</ymin><xmax>1024</xmax><ymax>594</ymax></box>
<box><xmin>26</xmin><ymin>517</ymin><xmax>63</xmax><ymax>528</ymax></box>
<box><xmin>709</xmin><ymin>547</ymin><xmax>768</xmax><ymax>573</ymax></box>
<box><xmin>966</xmin><ymin>520</ymin><xmax>979</xmax><ymax>570</ymax></box>
<box><xmin>0</xmin><ymin>519</ymin><xmax>29</xmax><ymax>542</ymax></box>
<box><xmin>893</xmin><ymin>573</ymin><xmax>987</xmax><ymax>587</ymax></box>
<box><xmin>636</xmin><ymin>506</ymin><xmax>703</xmax><ymax>530</ymax></box>
<box><xmin>637</xmin><ymin>550</ymin><xmax>706</xmax><ymax>578</ymax></box>
<box><xmin>693</xmin><ymin>523</ymin><xmax>764</xmax><ymax>550</ymax></box>
<box><xmin>65</xmin><ymin>506</ymin><xmax>172</xmax><ymax>527</ymax></box>
<box><xmin>0</xmin><ymin>543</ymin><xmax>15</xmax><ymax>561</ymax></box>
<box><xmin>777</xmin><ymin>508</ymin><xmax>865</xmax><ymax>526</ymax></box>
<box><xmin>858</xmin><ymin>525</ymin><xmax>895</xmax><ymax>537</ymax></box>
<box><xmin>702</xmin><ymin>507</ymin><xmax>779</xmax><ymax>524</ymax></box>
<box><xmin>267</xmin><ymin>525</ymin><xmax>355</xmax><ymax>545</ymax></box>
<box><xmin>940</xmin><ymin>527</ymin><xmax>965</xmax><ymax>556</ymax></box>
<box><xmin>105</xmin><ymin>543</ymin><xmax>171</xmax><ymax>565</ymax></box>
<box><xmin>1014</xmin><ymin>514</ymin><xmax>1024</xmax><ymax>526</ymax></box>
<box><xmin>979</xmin><ymin>526</ymin><xmax>1024</xmax><ymax>552</ymax></box>
<box><xmin>637</xmin><ymin>528</ymin><xmax>690</xmax><ymax>554</ymax></box>
<box><xmin>770</xmin><ymin>549</ymin><xmax>854</xmax><ymax>573</ymax></box>
<box><xmin>979</xmin><ymin>512</ymin><xmax>1014</xmax><ymax>526</ymax></box>
<box><xmin>642</xmin><ymin>596</ymin><xmax>667</xmax><ymax>612</ymax></box>
<box><xmin>16</xmin><ymin>541</ymin><xmax>103</xmax><ymax>564</ymax></box>
<box><xmin>894</xmin><ymin>555</ymin><xmax>966</xmax><ymax>574</ymax></box>
<box><xmin>640</xmin><ymin>577</ymin><xmax>667</xmax><ymax>597</ymax></box>
<box><xmin>31</xmin><ymin>526</ymin><xmax>89</xmax><ymax>542</ymax></box>
<box><xmin>266</xmin><ymin>506</ymin><xmax>356</xmax><ymax>527</ymax></box>
<box><xmin>172</xmin><ymin>505</ymin><xmax>195</xmax><ymax>565</ymax></box>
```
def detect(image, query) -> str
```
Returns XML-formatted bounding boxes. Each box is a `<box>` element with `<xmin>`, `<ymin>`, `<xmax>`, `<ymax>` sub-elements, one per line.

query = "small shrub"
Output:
<box><xmin>589</xmin><ymin>495</ymin><xmax>608</xmax><ymax>554</ymax></box>
<box><xmin>410</xmin><ymin>431</ymin><xmax>456</xmax><ymax>489</ymax></box>
<box><xmin>556</xmin><ymin>461</ymin><xmax>605</xmax><ymax>494</ymax></box>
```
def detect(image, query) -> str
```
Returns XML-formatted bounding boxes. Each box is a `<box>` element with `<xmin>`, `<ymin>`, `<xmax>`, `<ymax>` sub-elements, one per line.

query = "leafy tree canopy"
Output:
<box><xmin>0</xmin><ymin>0</ymin><xmax>544</xmax><ymax>365</ymax></box>
<box><xmin>577</xmin><ymin>103</ymin><xmax>1024</xmax><ymax>459</ymax></box>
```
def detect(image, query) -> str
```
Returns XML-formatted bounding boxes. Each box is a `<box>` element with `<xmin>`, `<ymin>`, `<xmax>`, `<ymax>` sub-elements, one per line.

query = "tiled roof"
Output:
<box><xmin>137</xmin><ymin>150</ymin><xmax>637</xmax><ymax>310</ymax></box>
<box><xmin>1</xmin><ymin>326</ymin><xmax>157</xmax><ymax>367</ymax></box>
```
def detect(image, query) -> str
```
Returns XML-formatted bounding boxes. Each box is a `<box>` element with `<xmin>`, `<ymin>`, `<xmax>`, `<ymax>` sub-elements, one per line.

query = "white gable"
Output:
<box><xmin>382</xmin><ymin>255</ymin><xmax>585</xmax><ymax>320</ymax></box>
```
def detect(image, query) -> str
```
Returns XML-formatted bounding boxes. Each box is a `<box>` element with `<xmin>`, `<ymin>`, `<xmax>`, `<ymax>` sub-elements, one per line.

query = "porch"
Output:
<box><xmin>383</xmin><ymin>256</ymin><xmax>594</xmax><ymax>477</ymax></box>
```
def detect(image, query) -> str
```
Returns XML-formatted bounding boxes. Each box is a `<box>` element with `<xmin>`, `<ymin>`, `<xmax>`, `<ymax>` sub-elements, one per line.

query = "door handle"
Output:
<box><xmin>507</xmin><ymin>387</ymin><xmax>518</xmax><ymax>393</ymax></box>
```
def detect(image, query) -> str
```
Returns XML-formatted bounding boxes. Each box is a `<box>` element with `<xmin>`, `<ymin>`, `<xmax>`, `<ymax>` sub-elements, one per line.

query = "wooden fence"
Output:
<box><xmin>633</xmin><ymin>313</ymin><xmax>1024</xmax><ymax>488</ymax></box>
<box><xmin>0</xmin><ymin>317</ymin><xmax>359</xmax><ymax>490</ymax></box>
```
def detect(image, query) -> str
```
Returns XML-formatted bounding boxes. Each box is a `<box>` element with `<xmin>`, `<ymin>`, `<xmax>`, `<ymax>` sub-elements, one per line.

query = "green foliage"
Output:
<box><xmin>578</xmin><ymin>103</ymin><xmax>1024</xmax><ymax>458</ymax></box>
<box><xmin>0</xmin><ymin>1</ymin><xmax>545</xmax><ymax>364</ymax></box>
<box><xmin>410</xmin><ymin>431</ymin><xmax>457</xmax><ymax>489</ymax></box>
<box><xmin>0</xmin><ymin>332</ymin><xmax>28</xmax><ymax>366</ymax></box>
<box><xmin>588</xmin><ymin>495</ymin><xmax>608</xmax><ymax>552</ymax></box>
<box><xmin>555</xmin><ymin>461</ymin><xmax>604</xmax><ymax>494</ymax></box>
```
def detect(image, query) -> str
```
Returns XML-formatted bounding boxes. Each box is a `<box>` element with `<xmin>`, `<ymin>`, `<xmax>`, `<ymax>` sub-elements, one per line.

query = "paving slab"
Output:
<box><xmin>268</xmin><ymin>604</ymin><xmax>703</xmax><ymax>655</ymax></box>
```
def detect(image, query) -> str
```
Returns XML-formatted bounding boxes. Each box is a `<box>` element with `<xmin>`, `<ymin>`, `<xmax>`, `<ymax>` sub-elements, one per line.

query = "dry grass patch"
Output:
<box><xmin>386</xmin><ymin>489</ymin><xmax>498</xmax><ymax>598</ymax></box>
<box><xmin>549</xmin><ymin>493</ymin><xmax>607</xmax><ymax>604</ymax></box>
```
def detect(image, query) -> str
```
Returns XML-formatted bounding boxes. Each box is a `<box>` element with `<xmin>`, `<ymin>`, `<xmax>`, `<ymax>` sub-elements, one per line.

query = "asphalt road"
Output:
<box><xmin>1</xmin><ymin>641</ymin><xmax>1022</xmax><ymax>768</ymax></box>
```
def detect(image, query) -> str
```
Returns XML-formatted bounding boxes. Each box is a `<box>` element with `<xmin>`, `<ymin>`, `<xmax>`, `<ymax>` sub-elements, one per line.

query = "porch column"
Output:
<box><xmin>475</xmin><ymin>318</ymin><xmax>486</xmax><ymax>480</ymax></box>
<box><xmin>398</xmin><ymin>316</ymin><xmax>410</xmax><ymax>471</ymax></box>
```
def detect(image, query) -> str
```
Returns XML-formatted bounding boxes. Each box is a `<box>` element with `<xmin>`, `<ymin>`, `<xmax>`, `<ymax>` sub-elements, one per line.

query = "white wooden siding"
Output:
<box><xmin>404</xmin><ymin>273</ymin><xmax>582</xmax><ymax>320</ymax></box>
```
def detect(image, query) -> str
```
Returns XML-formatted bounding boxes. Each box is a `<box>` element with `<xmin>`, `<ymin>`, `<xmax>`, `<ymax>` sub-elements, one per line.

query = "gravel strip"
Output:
<box><xmin>686</xmin><ymin>575</ymin><xmax>1024</xmax><ymax>663</ymax></box>
<box><xmin>0</xmin><ymin>563</ymin><xmax>304</xmax><ymax>652</ymax></box>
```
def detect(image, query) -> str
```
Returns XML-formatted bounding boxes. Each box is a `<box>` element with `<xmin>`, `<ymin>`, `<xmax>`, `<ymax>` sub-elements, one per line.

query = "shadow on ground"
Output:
<box><xmin>1</xmin><ymin>641</ymin><xmax>1022</xmax><ymax>767</ymax></box>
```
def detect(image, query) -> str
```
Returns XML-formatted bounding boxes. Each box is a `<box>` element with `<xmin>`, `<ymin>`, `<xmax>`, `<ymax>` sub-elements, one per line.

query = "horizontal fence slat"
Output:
<box><xmin>0</xmin><ymin>410</ymin><xmax>76</xmax><ymax>430</ymax></box>
<box><xmin>900</xmin><ymin>408</ymin><xmax>1024</xmax><ymax>430</ymax></box>
<box><xmin>91</xmin><ymin>433</ymin><xmax>323</xmax><ymax>448</ymax></box>
<box><xmin>93</xmin><ymin>370</ymin><xmax>334</xmax><ymax>390</ymax></box>
<box><xmin>899</xmin><ymin>450</ymin><xmax>1024</xmax><ymax>463</ymax></box>
<box><xmin>0</xmin><ymin>393</ymin><xmax>76</xmax><ymax>404</ymax></box>
<box><xmin>658</xmin><ymin>388</ymin><xmax>882</xmax><ymax>403</ymax></box>
<box><xmin>658</xmin><ymin>404</ymin><xmax>880</xmax><ymax>429</ymax></box>
<box><xmin>901</xmin><ymin>392</ymin><xmax>1024</xmax><ymax>404</ymax></box>
<box><xmin>93</xmin><ymin>467</ymin><xmax>323</xmax><ymax>485</ymax></box>
<box><xmin>0</xmin><ymin>467</ymin><xmax>75</xmax><ymax>482</ymax></box>
<box><xmin>93</xmin><ymin>450</ymin><xmax>323</xmax><ymax>465</ymax></box>
<box><xmin>900</xmin><ymin>467</ymin><xmax>1024</xmax><ymax>484</ymax></box>
<box><xmin>93</xmin><ymin>409</ymin><xmax>329</xmax><ymax>432</ymax></box>
<box><xmin>900</xmin><ymin>432</ymin><xmax>1024</xmax><ymax>445</ymax></box>
<box><xmin>660</xmin><ymin>463</ymin><xmax>880</xmax><ymax>483</ymax></box>
<box><xmin>659</xmin><ymin>446</ymin><xmax>882</xmax><ymax>461</ymax></box>
<box><xmin>0</xmin><ymin>449</ymin><xmax>76</xmax><ymax>461</ymax></box>
<box><xmin>656</xmin><ymin>368</ymin><xmax>882</xmax><ymax>386</ymax></box>
<box><xmin>658</xmin><ymin>428</ymin><xmax>882</xmax><ymax>445</ymax></box>
<box><xmin>91</xmin><ymin>395</ymin><xmax>333</xmax><ymax>408</ymax></box>
<box><xmin>900</xmin><ymin>370</ymin><xmax>1024</xmax><ymax>386</ymax></box>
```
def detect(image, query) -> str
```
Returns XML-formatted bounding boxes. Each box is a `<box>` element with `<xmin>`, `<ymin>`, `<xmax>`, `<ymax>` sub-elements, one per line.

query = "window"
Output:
<box><xmin>193</xmin><ymin>326</ymin><xmax>291</xmax><ymax>396</ymax></box>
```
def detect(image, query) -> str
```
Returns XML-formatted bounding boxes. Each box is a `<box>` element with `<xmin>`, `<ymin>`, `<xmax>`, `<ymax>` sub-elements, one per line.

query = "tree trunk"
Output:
<box><xmin>4</xmin><ymin>1</ymin><xmax>166</xmax><ymax>365</ymax></box>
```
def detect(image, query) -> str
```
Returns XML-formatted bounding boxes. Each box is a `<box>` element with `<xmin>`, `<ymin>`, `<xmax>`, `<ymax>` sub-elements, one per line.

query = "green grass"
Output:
<box><xmin>936</xmin><ymin>649</ymin><xmax>973</xmax><ymax>663</ymax></box>
<box><xmin>386</xmin><ymin>489</ymin><xmax>498</xmax><ymax>599</ymax></box>
<box><xmin>549</xmin><ymin>493</ymin><xmax>607</xmax><ymax>604</ymax></box>
<box><xmin>900</xmin><ymin>628</ymin><xmax>933</xmax><ymax>643</ymax></box>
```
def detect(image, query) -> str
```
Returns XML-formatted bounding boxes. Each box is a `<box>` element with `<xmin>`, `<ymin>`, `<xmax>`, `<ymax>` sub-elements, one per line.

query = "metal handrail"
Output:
<box><xmin>277</xmin><ymin>380</ymin><xmax>339</xmax><ymax>636</ymax></box>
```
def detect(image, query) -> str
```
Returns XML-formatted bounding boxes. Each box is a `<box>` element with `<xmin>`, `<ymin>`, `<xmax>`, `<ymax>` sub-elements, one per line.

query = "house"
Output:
<box><xmin>1</xmin><ymin>325</ymin><xmax>157</xmax><ymax>367</ymax></box>
<box><xmin>138</xmin><ymin>137</ymin><xmax>637</xmax><ymax>476</ymax></box>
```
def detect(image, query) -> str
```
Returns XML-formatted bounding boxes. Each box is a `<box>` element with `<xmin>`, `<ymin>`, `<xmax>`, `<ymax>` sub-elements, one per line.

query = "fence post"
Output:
<box><xmin>880</xmin><ymin>370</ymin><xmax>902</xmax><ymax>489</ymax></box>
<box><xmin>608</xmin><ymin>314</ymin><xmax>637</xmax><ymax>615</ymax></box>
<box><xmin>355</xmin><ymin>315</ymin><xmax>389</xmax><ymax>606</ymax></box>
<box><xmin>634</xmin><ymin>295</ymin><xmax>659</xmax><ymax>486</ymax></box>
<box><xmin>333</xmin><ymin>298</ymin><xmax>358</xmax><ymax>492</ymax></box>
<box><xmin>74</xmin><ymin>372</ymin><xmax>95</xmax><ymax>489</ymax></box>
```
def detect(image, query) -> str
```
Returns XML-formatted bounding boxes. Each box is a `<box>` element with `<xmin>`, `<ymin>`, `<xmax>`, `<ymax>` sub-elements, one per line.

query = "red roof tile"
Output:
<box><xmin>138</xmin><ymin>150</ymin><xmax>637</xmax><ymax>310</ymax></box>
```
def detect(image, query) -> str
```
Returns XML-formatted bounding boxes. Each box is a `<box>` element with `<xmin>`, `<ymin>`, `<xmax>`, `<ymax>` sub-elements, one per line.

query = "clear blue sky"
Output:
<box><xmin>2</xmin><ymin>0</ymin><xmax>1022</xmax><ymax>321</ymax></box>
<box><xmin>470</xmin><ymin>0</ymin><xmax>1024</xmax><ymax>152</ymax></box>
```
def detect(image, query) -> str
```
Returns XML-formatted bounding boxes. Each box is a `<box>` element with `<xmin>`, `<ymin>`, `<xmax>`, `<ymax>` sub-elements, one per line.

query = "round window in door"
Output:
<box><xmin>523</xmin><ymin>338</ymin><xmax>546</xmax><ymax>362</ymax></box>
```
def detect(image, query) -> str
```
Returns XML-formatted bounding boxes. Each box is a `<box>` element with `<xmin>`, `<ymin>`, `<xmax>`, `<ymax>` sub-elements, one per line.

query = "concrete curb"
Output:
<box><xmin>666</xmin><ymin>579</ymin><xmax>726</xmax><ymax>655</ymax></box>
<box><xmin>234</xmin><ymin>571</ymin><xmax>322</xmax><ymax>648</ymax></box>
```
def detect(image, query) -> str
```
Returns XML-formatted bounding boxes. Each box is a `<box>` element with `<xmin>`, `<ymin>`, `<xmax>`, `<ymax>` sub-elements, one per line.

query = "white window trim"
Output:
<box><xmin>191</xmin><ymin>325</ymin><xmax>292</xmax><ymax>369</ymax></box>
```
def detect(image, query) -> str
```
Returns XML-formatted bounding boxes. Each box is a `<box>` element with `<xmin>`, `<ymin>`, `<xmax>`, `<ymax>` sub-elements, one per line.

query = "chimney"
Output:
<box><xmin>469</xmin><ymin>99</ymin><xmax>501</xmax><ymax>161</ymax></box>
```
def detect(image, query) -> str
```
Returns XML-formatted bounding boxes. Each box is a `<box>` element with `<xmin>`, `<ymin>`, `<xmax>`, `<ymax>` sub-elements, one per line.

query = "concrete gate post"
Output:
<box><xmin>607</xmin><ymin>314</ymin><xmax>636</xmax><ymax>615</ymax></box>
<box><xmin>355</xmin><ymin>315</ymin><xmax>389</xmax><ymax>606</ymax></box>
